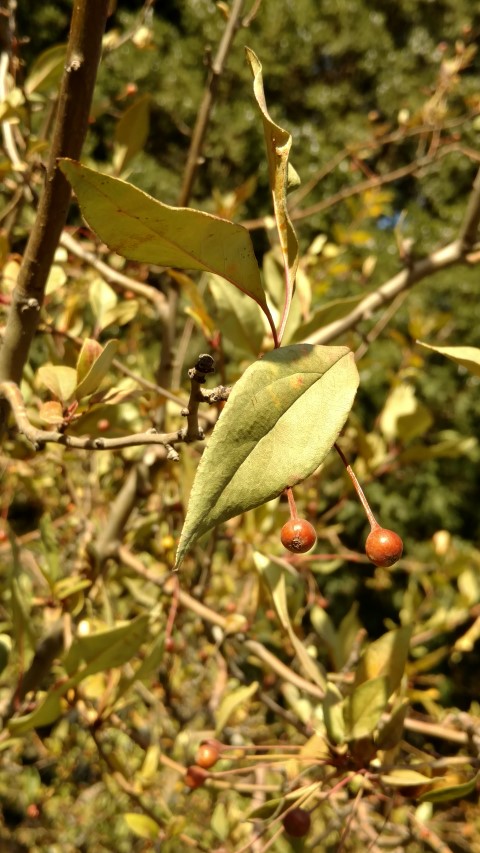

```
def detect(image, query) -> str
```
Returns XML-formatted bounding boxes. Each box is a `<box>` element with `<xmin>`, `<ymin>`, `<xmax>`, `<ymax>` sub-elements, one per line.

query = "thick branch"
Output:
<box><xmin>0</xmin><ymin>0</ymin><xmax>109</xmax><ymax>412</ymax></box>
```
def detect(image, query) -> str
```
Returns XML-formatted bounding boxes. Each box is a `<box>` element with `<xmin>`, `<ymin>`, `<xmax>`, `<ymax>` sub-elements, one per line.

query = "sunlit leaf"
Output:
<box><xmin>59</xmin><ymin>159</ymin><xmax>273</xmax><ymax>325</ymax></box>
<box><xmin>344</xmin><ymin>675</ymin><xmax>389</xmax><ymax>740</ymax></box>
<box><xmin>37</xmin><ymin>364</ymin><xmax>77</xmax><ymax>403</ymax></box>
<box><xmin>215</xmin><ymin>682</ymin><xmax>259</xmax><ymax>735</ymax></box>
<box><xmin>63</xmin><ymin>614</ymin><xmax>149</xmax><ymax>678</ymax></box>
<box><xmin>75</xmin><ymin>339</ymin><xmax>119</xmax><ymax>399</ymax></box>
<box><xmin>38</xmin><ymin>400</ymin><xmax>64</xmax><ymax>426</ymax></box>
<box><xmin>291</xmin><ymin>294</ymin><xmax>366</xmax><ymax>344</ymax></box>
<box><xmin>89</xmin><ymin>278</ymin><xmax>117</xmax><ymax>332</ymax></box>
<box><xmin>175</xmin><ymin>344</ymin><xmax>358</xmax><ymax>567</ymax></box>
<box><xmin>323</xmin><ymin>682</ymin><xmax>346</xmax><ymax>744</ymax></box>
<box><xmin>123</xmin><ymin>813</ymin><xmax>160</xmax><ymax>840</ymax></box>
<box><xmin>417</xmin><ymin>341</ymin><xmax>480</xmax><ymax>378</ymax></box>
<box><xmin>355</xmin><ymin>625</ymin><xmax>412</xmax><ymax>695</ymax></box>
<box><xmin>380</xmin><ymin>768</ymin><xmax>433</xmax><ymax>787</ymax></box>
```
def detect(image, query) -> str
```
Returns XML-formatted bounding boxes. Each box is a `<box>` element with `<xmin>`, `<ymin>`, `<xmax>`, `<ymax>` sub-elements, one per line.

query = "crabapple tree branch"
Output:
<box><xmin>0</xmin><ymin>0</ymin><xmax>110</xmax><ymax>433</ymax></box>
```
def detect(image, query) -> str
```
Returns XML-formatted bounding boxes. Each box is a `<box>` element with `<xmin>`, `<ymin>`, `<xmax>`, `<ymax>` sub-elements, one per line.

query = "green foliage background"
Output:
<box><xmin>1</xmin><ymin>0</ymin><xmax>480</xmax><ymax>850</ymax></box>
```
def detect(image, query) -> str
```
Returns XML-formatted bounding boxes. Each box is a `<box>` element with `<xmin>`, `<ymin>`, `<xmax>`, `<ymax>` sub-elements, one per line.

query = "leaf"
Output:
<box><xmin>59</xmin><ymin>159</ymin><xmax>273</xmax><ymax>325</ymax></box>
<box><xmin>215</xmin><ymin>682</ymin><xmax>258</xmax><ymax>735</ymax></box>
<box><xmin>375</xmin><ymin>698</ymin><xmax>409</xmax><ymax>750</ymax></box>
<box><xmin>89</xmin><ymin>278</ymin><xmax>117</xmax><ymax>332</ymax></box>
<box><xmin>76</xmin><ymin>339</ymin><xmax>103</xmax><ymax>386</ymax></box>
<box><xmin>175</xmin><ymin>344</ymin><xmax>358</xmax><ymax>567</ymax></box>
<box><xmin>379</xmin><ymin>384</ymin><xmax>432</xmax><ymax>443</ymax></box>
<box><xmin>419</xmin><ymin>772</ymin><xmax>479</xmax><ymax>803</ymax></box>
<box><xmin>246</xmin><ymin>49</ymin><xmax>298</xmax><ymax>294</ymax></box>
<box><xmin>37</xmin><ymin>364</ymin><xmax>77</xmax><ymax>403</ymax></box>
<box><xmin>344</xmin><ymin>675</ymin><xmax>390</xmax><ymax>740</ymax></box>
<box><xmin>380</xmin><ymin>768</ymin><xmax>433</xmax><ymax>787</ymax></box>
<box><xmin>113</xmin><ymin>94</ymin><xmax>151</xmax><ymax>175</ymax></box>
<box><xmin>211</xmin><ymin>802</ymin><xmax>229</xmax><ymax>842</ymax></box>
<box><xmin>75</xmin><ymin>339</ymin><xmax>119</xmax><ymax>399</ymax></box>
<box><xmin>123</xmin><ymin>813</ymin><xmax>160</xmax><ymax>841</ymax></box>
<box><xmin>0</xmin><ymin>634</ymin><xmax>11</xmax><ymax>676</ymax></box>
<box><xmin>168</xmin><ymin>269</ymin><xmax>216</xmax><ymax>339</ymax></box>
<box><xmin>209</xmin><ymin>274</ymin><xmax>265</xmax><ymax>356</ymax></box>
<box><xmin>310</xmin><ymin>604</ymin><xmax>342</xmax><ymax>670</ymax></box>
<box><xmin>417</xmin><ymin>341</ymin><xmax>480</xmax><ymax>378</ymax></box>
<box><xmin>38</xmin><ymin>401</ymin><xmax>64</xmax><ymax>426</ymax></box>
<box><xmin>9</xmin><ymin>688</ymin><xmax>65</xmax><ymax>735</ymax></box>
<box><xmin>62</xmin><ymin>614</ymin><xmax>150</xmax><ymax>678</ymax></box>
<box><xmin>255</xmin><ymin>553</ymin><xmax>326</xmax><ymax>689</ymax></box>
<box><xmin>323</xmin><ymin>682</ymin><xmax>346</xmax><ymax>744</ymax></box>
<box><xmin>25</xmin><ymin>44</ymin><xmax>67</xmax><ymax>96</ymax></box>
<box><xmin>355</xmin><ymin>625</ymin><xmax>412</xmax><ymax>695</ymax></box>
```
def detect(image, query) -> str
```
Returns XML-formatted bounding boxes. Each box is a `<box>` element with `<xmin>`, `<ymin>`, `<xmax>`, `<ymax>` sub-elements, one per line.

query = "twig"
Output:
<box><xmin>0</xmin><ymin>379</ymin><xmax>187</xmax><ymax>454</ymax></box>
<box><xmin>60</xmin><ymin>230</ymin><xmax>168</xmax><ymax>317</ymax></box>
<box><xmin>177</xmin><ymin>0</ymin><xmax>246</xmax><ymax>207</ymax></box>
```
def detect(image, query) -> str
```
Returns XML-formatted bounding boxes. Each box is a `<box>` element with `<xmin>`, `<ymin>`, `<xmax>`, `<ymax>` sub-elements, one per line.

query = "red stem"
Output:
<box><xmin>285</xmin><ymin>487</ymin><xmax>298</xmax><ymax>520</ymax></box>
<box><xmin>334</xmin><ymin>443</ymin><xmax>378</xmax><ymax>530</ymax></box>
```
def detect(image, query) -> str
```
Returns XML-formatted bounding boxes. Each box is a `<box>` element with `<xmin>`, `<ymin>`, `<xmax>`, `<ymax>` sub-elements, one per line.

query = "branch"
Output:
<box><xmin>177</xmin><ymin>0</ymin><xmax>246</xmax><ymax>207</ymax></box>
<box><xmin>0</xmin><ymin>379</ymin><xmax>193</xmax><ymax>455</ymax></box>
<box><xmin>0</xmin><ymin>0</ymin><xmax>110</xmax><ymax>426</ymax></box>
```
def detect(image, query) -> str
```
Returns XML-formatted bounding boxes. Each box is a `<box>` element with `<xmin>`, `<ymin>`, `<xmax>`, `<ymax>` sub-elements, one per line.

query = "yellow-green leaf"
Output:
<box><xmin>123</xmin><ymin>813</ymin><xmax>160</xmax><ymax>841</ymax></box>
<box><xmin>417</xmin><ymin>341</ymin><xmax>480</xmax><ymax>378</ymax></box>
<box><xmin>175</xmin><ymin>344</ymin><xmax>358</xmax><ymax>567</ymax></box>
<box><xmin>419</xmin><ymin>772</ymin><xmax>479</xmax><ymax>803</ymax></box>
<box><xmin>344</xmin><ymin>675</ymin><xmax>389</xmax><ymax>740</ymax></box>
<box><xmin>37</xmin><ymin>364</ymin><xmax>77</xmax><ymax>403</ymax></box>
<box><xmin>113</xmin><ymin>94</ymin><xmax>151</xmax><ymax>175</ymax></box>
<box><xmin>75</xmin><ymin>339</ymin><xmax>119</xmax><ymax>399</ymax></box>
<box><xmin>355</xmin><ymin>625</ymin><xmax>412</xmax><ymax>695</ymax></box>
<box><xmin>59</xmin><ymin>159</ymin><xmax>273</xmax><ymax>326</ymax></box>
<box><xmin>215</xmin><ymin>682</ymin><xmax>258</xmax><ymax>735</ymax></box>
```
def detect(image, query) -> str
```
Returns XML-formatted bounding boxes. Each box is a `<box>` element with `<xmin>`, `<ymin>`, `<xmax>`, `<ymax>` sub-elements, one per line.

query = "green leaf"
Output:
<box><xmin>419</xmin><ymin>772</ymin><xmax>479</xmax><ymax>803</ymax></box>
<box><xmin>255</xmin><ymin>554</ymin><xmax>326</xmax><ymax>689</ymax></box>
<box><xmin>37</xmin><ymin>364</ymin><xmax>77</xmax><ymax>403</ymax></box>
<box><xmin>0</xmin><ymin>634</ymin><xmax>11</xmax><ymax>676</ymax></box>
<box><xmin>123</xmin><ymin>813</ymin><xmax>160</xmax><ymax>841</ymax></box>
<box><xmin>417</xmin><ymin>342</ymin><xmax>480</xmax><ymax>378</ymax></box>
<box><xmin>113</xmin><ymin>94</ymin><xmax>151</xmax><ymax>175</ymax></box>
<box><xmin>75</xmin><ymin>339</ymin><xmax>119</xmax><ymax>399</ymax></box>
<box><xmin>59</xmin><ymin>159</ymin><xmax>272</xmax><ymax>322</ymax></box>
<box><xmin>211</xmin><ymin>802</ymin><xmax>229</xmax><ymax>842</ymax></box>
<box><xmin>25</xmin><ymin>44</ymin><xmax>67</xmax><ymax>96</ymax></box>
<box><xmin>175</xmin><ymin>344</ymin><xmax>358</xmax><ymax>567</ymax></box>
<box><xmin>9</xmin><ymin>688</ymin><xmax>65</xmax><ymax>735</ymax></box>
<box><xmin>323</xmin><ymin>682</ymin><xmax>346</xmax><ymax>744</ymax></box>
<box><xmin>344</xmin><ymin>675</ymin><xmax>390</xmax><ymax>740</ymax></box>
<box><xmin>39</xmin><ymin>514</ymin><xmax>60</xmax><ymax>585</ymax></box>
<box><xmin>355</xmin><ymin>625</ymin><xmax>412</xmax><ymax>695</ymax></box>
<box><xmin>76</xmin><ymin>338</ymin><xmax>103</xmax><ymax>385</ymax></box>
<box><xmin>89</xmin><ymin>278</ymin><xmax>117</xmax><ymax>332</ymax></box>
<box><xmin>375</xmin><ymin>698</ymin><xmax>409</xmax><ymax>750</ymax></box>
<box><xmin>209</xmin><ymin>274</ymin><xmax>265</xmax><ymax>356</ymax></box>
<box><xmin>215</xmin><ymin>682</ymin><xmax>259</xmax><ymax>735</ymax></box>
<box><xmin>62</xmin><ymin>614</ymin><xmax>150</xmax><ymax>678</ymax></box>
<box><xmin>246</xmin><ymin>49</ymin><xmax>298</xmax><ymax>295</ymax></box>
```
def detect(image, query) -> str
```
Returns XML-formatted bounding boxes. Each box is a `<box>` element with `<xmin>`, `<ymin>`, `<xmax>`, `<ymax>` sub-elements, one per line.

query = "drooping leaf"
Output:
<box><xmin>113</xmin><ymin>94</ymin><xmax>151</xmax><ymax>175</ymax></box>
<box><xmin>355</xmin><ymin>625</ymin><xmax>412</xmax><ymax>695</ymax></box>
<box><xmin>344</xmin><ymin>675</ymin><xmax>390</xmax><ymax>740</ymax></box>
<box><xmin>175</xmin><ymin>344</ymin><xmax>358</xmax><ymax>567</ymax></box>
<box><xmin>75</xmin><ymin>339</ymin><xmax>119</xmax><ymax>399</ymax></box>
<box><xmin>246</xmin><ymin>48</ymin><xmax>298</xmax><ymax>297</ymax></box>
<box><xmin>168</xmin><ymin>269</ymin><xmax>216</xmax><ymax>340</ymax></box>
<box><xmin>255</xmin><ymin>553</ymin><xmax>326</xmax><ymax>689</ymax></box>
<box><xmin>37</xmin><ymin>364</ymin><xmax>77</xmax><ymax>403</ymax></box>
<box><xmin>215</xmin><ymin>682</ymin><xmax>259</xmax><ymax>735</ymax></box>
<box><xmin>59</xmin><ymin>159</ymin><xmax>273</xmax><ymax>327</ymax></box>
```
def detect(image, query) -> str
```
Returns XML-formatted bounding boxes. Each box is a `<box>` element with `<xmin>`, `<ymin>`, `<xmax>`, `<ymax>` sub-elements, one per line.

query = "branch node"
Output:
<box><xmin>165</xmin><ymin>444</ymin><xmax>180</xmax><ymax>461</ymax></box>
<box><xmin>19</xmin><ymin>297</ymin><xmax>40</xmax><ymax>314</ymax></box>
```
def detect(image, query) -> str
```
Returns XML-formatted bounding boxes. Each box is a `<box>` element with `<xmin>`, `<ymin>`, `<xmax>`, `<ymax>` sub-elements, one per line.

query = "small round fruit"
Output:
<box><xmin>196</xmin><ymin>742</ymin><xmax>220</xmax><ymax>769</ymax></box>
<box><xmin>184</xmin><ymin>765</ymin><xmax>208</xmax><ymax>789</ymax></box>
<box><xmin>281</xmin><ymin>519</ymin><xmax>317</xmax><ymax>554</ymax></box>
<box><xmin>365</xmin><ymin>526</ymin><xmax>403</xmax><ymax>567</ymax></box>
<box><xmin>283</xmin><ymin>807</ymin><xmax>311</xmax><ymax>838</ymax></box>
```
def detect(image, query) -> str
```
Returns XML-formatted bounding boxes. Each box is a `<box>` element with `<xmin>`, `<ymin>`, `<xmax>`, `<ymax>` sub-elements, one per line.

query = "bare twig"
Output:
<box><xmin>177</xmin><ymin>0</ymin><xmax>246</xmax><ymax>207</ymax></box>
